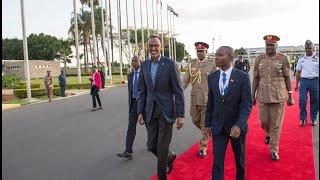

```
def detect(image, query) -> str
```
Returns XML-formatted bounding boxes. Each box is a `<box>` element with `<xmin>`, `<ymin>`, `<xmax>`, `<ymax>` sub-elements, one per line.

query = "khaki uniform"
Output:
<box><xmin>253</xmin><ymin>52</ymin><xmax>290</xmax><ymax>153</ymax></box>
<box><xmin>183</xmin><ymin>58</ymin><xmax>216</xmax><ymax>151</ymax></box>
<box><xmin>44</xmin><ymin>75</ymin><xmax>53</xmax><ymax>102</ymax></box>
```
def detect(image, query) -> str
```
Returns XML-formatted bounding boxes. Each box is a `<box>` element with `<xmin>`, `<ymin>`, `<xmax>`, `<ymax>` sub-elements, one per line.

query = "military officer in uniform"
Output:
<box><xmin>252</xmin><ymin>35</ymin><xmax>294</xmax><ymax>161</ymax></box>
<box><xmin>182</xmin><ymin>42</ymin><xmax>217</xmax><ymax>158</ymax></box>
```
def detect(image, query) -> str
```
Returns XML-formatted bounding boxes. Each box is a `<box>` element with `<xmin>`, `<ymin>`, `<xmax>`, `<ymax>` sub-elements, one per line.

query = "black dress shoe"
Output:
<box><xmin>166</xmin><ymin>152</ymin><xmax>177</xmax><ymax>174</ymax></box>
<box><xmin>117</xmin><ymin>152</ymin><xmax>133</xmax><ymax>159</ymax></box>
<box><xmin>311</xmin><ymin>121</ymin><xmax>317</xmax><ymax>126</ymax></box>
<box><xmin>265</xmin><ymin>136</ymin><xmax>270</xmax><ymax>145</ymax></box>
<box><xmin>271</xmin><ymin>152</ymin><xmax>280</xmax><ymax>161</ymax></box>
<box><xmin>97</xmin><ymin>106</ymin><xmax>103</xmax><ymax>110</ymax></box>
<box><xmin>199</xmin><ymin>150</ymin><xmax>207</xmax><ymax>158</ymax></box>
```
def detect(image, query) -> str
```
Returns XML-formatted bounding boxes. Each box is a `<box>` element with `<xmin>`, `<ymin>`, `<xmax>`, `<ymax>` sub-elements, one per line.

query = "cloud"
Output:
<box><xmin>181</xmin><ymin>1</ymin><xmax>289</xmax><ymax>22</ymax></box>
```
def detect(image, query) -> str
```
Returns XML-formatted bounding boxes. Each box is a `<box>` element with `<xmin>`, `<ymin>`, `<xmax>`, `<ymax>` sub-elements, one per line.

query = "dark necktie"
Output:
<box><xmin>133</xmin><ymin>71</ymin><xmax>138</xmax><ymax>98</ymax></box>
<box><xmin>222</xmin><ymin>72</ymin><xmax>227</xmax><ymax>95</ymax></box>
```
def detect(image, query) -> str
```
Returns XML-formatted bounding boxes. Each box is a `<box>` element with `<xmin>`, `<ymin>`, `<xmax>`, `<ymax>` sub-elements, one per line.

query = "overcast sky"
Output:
<box><xmin>3</xmin><ymin>0</ymin><xmax>319</xmax><ymax>58</ymax></box>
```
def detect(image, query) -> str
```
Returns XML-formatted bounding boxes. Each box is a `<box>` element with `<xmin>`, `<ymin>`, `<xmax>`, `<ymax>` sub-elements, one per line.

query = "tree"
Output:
<box><xmin>234</xmin><ymin>47</ymin><xmax>247</xmax><ymax>56</ymax></box>
<box><xmin>2</xmin><ymin>38</ymin><xmax>24</xmax><ymax>60</ymax></box>
<box><xmin>27</xmin><ymin>33</ymin><xmax>63</xmax><ymax>60</ymax></box>
<box><xmin>56</xmin><ymin>40</ymin><xmax>73</xmax><ymax>73</ymax></box>
<box><xmin>3</xmin><ymin>34</ymin><xmax>71</xmax><ymax>61</ymax></box>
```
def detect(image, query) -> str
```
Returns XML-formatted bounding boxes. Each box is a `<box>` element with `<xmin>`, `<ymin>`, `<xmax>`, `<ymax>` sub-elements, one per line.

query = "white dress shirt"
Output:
<box><xmin>296</xmin><ymin>54</ymin><xmax>319</xmax><ymax>78</ymax></box>
<box><xmin>219</xmin><ymin>66</ymin><xmax>233</xmax><ymax>95</ymax></box>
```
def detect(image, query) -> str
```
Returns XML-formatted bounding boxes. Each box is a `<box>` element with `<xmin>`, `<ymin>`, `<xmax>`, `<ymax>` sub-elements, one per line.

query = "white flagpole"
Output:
<box><xmin>152</xmin><ymin>0</ymin><xmax>155</xmax><ymax>32</ymax></box>
<box><xmin>90</xmin><ymin>0</ymin><xmax>98</xmax><ymax>66</ymax></box>
<box><xmin>145</xmin><ymin>0</ymin><xmax>150</xmax><ymax>38</ymax></box>
<box><xmin>133</xmin><ymin>0</ymin><xmax>138</xmax><ymax>53</ymax></box>
<box><xmin>104</xmin><ymin>0</ymin><xmax>112</xmax><ymax>84</ymax></box>
<box><xmin>167</xmin><ymin>8</ymin><xmax>171</xmax><ymax>59</ymax></box>
<box><xmin>73</xmin><ymin>0</ymin><xmax>81</xmax><ymax>84</ymax></box>
<box><xmin>125</xmin><ymin>0</ymin><xmax>132</xmax><ymax>66</ymax></box>
<box><xmin>20</xmin><ymin>0</ymin><xmax>31</xmax><ymax>99</ymax></box>
<box><xmin>100</xmin><ymin>0</ymin><xmax>107</xmax><ymax>84</ymax></box>
<box><xmin>160</xmin><ymin>1</ymin><xmax>164</xmax><ymax>55</ymax></box>
<box><xmin>173</xmin><ymin>14</ymin><xmax>176</xmax><ymax>61</ymax></box>
<box><xmin>139</xmin><ymin>0</ymin><xmax>145</xmax><ymax>60</ymax></box>
<box><xmin>156</xmin><ymin>0</ymin><xmax>159</xmax><ymax>35</ymax></box>
<box><xmin>117</xmin><ymin>0</ymin><xmax>124</xmax><ymax>82</ymax></box>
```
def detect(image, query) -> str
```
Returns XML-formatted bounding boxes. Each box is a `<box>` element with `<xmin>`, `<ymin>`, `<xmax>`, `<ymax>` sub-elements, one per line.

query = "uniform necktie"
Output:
<box><xmin>221</xmin><ymin>72</ymin><xmax>227</xmax><ymax>95</ymax></box>
<box><xmin>133</xmin><ymin>71</ymin><xmax>138</xmax><ymax>98</ymax></box>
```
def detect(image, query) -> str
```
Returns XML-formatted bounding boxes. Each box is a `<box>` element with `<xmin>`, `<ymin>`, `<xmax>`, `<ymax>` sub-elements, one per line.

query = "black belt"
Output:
<box><xmin>132</xmin><ymin>98</ymin><xmax>139</xmax><ymax>101</ymax></box>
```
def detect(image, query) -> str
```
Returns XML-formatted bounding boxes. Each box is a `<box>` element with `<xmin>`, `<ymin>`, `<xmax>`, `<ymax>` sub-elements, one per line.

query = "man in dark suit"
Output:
<box><xmin>204</xmin><ymin>46</ymin><xmax>252</xmax><ymax>180</ymax></box>
<box><xmin>117</xmin><ymin>55</ymin><xmax>145</xmax><ymax>159</ymax></box>
<box><xmin>137</xmin><ymin>35</ymin><xmax>185</xmax><ymax>180</ymax></box>
<box><xmin>234</xmin><ymin>55</ymin><xmax>250</xmax><ymax>73</ymax></box>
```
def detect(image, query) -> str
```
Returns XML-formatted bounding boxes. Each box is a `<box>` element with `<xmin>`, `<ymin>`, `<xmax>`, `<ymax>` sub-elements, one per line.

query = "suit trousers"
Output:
<box><xmin>258</xmin><ymin>102</ymin><xmax>285</xmax><ymax>153</ymax></box>
<box><xmin>212</xmin><ymin>128</ymin><xmax>246</xmax><ymax>180</ymax></box>
<box><xmin>147</xmin><ymin>103</ymin><xmax>173</xmax><ymax>180</ymax></box>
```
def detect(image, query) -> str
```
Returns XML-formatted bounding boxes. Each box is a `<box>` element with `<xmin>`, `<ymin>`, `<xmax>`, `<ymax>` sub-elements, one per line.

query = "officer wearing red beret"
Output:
<box><xmin>182</xmin><ymin>42</ymin><xmax>217</xmax><ymax>158</ymax></box>
<box><xmin>252</xmin><ymin>35</ymin><xmax>294</xmax><ymax>161</ymax></box>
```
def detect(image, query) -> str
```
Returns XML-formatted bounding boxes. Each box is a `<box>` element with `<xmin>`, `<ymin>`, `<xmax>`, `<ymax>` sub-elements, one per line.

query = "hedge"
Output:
<box><xmin>53</xmin><ymin>83</ymin><xmax>91</xmax><ymax>89</ymax></box>
<box><xmin>13</xmin><ymin>84</ymin><xmax>41</xmax><ymax>89</ymax></box>
<box><xmin>13</xmin><ymin>88</ymin><xmax>61</xmax><ymax>98</ymax></box>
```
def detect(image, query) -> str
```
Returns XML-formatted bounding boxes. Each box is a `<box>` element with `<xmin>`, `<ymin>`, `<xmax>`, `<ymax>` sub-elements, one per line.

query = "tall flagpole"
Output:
<box><xmin>145</xmin><ymin>0</ymin><xmax>150</xmax><ymax>38</ymax></box>
<box><xmin>170</xmin><ymin>12</ymin><xmax>174</xmax><ymax>60</ymax></box>
<box><xmin>133</xmin><ymin>0</ymin><xmax>138</xmax><ymax>54</ymax></box>
<box><xmin>173</xmin><ymin>14</ymin><xmax>176</xmax><ymax>61</ymax></box>
<box><xmin>125</xmin><ymin>0</ymin><xmax>132</xmax><ymax>66</ymax></box>
<box><xmin>73</xmin><ymin>0</ymin><xmax>81</xmax><ymax>84</ymax></box>
<box><xmin>100</xmin><ymin>0</ymin><xmax>107</xmax><ymax>85</ymax></box>
<box><xmin>90</xmin><ymin>0</ymin><xmax>98</xmax><ymax>66</ymax></box>
<box><xmin>20</xmin><ymin>0</ymin><xmax>31</xmax><ymax>99</ymax></box>
<box><xmin>156</xmin><ymin>0</ymin><xmax>159</xmax><ymax>35</ymax></box>
<box><xmin>117</xmin><ymin>0</ymin><xmax>124</xmax><ymax>82</ymax></box>
<box><xmin>139</xmin><ymin>0</ymin><xmax>145</xmax><ymax>60</ymax></box>
<box><xmin>160</xmin><ymin>1</ymin><xmax>164</xmax><ymax>55</ymax></box>
<box><xmin>167</xmin><ymin>8</ymin><xmax>171</xmax><ymax>59</ymax></box>
<box><xmin>152</xmin><ymin>0</ymin><xmax>155</xmax><ymax>32</ymax></box>
<box><xmin>104</xmin><ymin>0</ymin><xmax>112</xmax><ymax>84</ymax></box>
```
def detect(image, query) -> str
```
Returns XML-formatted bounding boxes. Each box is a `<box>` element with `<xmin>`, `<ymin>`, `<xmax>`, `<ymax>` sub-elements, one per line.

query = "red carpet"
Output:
<box><xmin>151</xmin><ymin>83</ymin><xmax>316</xmax><ymax>180</ymax></box>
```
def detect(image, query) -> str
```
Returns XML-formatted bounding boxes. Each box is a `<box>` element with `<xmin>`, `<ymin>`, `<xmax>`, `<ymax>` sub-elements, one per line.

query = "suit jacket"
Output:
<box><xmin>205</xmin><ymin>68</ymin><xmax>252</xmax><ymax>134</ymax></box>
<box><xmin>137</xmin><ymin>56</ymin><xmax>185</xmax><ymax>124</ymax></box>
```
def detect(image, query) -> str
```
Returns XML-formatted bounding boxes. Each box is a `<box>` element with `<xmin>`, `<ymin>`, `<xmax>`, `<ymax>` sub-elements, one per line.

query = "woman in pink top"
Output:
<box><xmin>89</xmin><ymin>66</ymin><xmax>102</xmax><ymax>111</ymax></box>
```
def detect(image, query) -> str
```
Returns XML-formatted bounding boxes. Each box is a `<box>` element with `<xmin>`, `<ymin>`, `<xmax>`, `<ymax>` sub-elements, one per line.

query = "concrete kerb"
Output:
<box><xmin>2</xmin><ymin>84</ymin><xmax>120</xmax><ymax>110</ymax></box>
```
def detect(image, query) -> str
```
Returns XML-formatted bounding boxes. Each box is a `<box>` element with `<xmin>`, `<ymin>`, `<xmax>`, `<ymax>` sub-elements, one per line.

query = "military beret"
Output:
<box><xmin>263</xmin><ymin>35</ymin><xmax>280</xmax><ymax>44</ymax></box>
<box><xmin>195</xmin><ymin>42</ymin><xmax>209</xmax><ymax>50</ymax></box>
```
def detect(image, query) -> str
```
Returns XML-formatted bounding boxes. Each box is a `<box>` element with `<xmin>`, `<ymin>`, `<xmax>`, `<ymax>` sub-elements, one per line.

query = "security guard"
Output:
<box><xmin>182</xmin><ymin>42</ymin><xmax>216</xmax><ymax>158</ymax></box>
<box><xmin>295</xmin><ymin>40</ymin><xmax>319</xmax><ymax>126</ymax></box>
<box><xmin>252</xmin><ymin>35</ymin><xmax>294</xmax><ymax>161</ymax></box>
<box><xmin>234</xmin><ymin>55</ymin><xmax>250</xmax><ymax>73</ymax></box>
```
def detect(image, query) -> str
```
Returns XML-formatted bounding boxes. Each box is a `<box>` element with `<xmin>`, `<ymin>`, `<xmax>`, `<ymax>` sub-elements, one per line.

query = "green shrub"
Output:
<box><xmin>13</xmin><ymin>88</ymin><xmax>61</xmax><ymax>98</ymax></box>
<box><xmin>2</xmin><ymin>74</ymin><xmax>21</xmax><ymax>88</ymax></box>
<box><xmin>13</xmin><ymin>84</ymin><xmax>40</xmax><ymax>89</ymax></box>
<box><xmin>66</xmin><ymin>83</ymin><xmax>91</xmax><ymax>89</ymax></box>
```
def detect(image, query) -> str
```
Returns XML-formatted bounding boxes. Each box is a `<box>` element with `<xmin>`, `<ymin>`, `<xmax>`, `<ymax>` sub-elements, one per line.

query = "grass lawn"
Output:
<box><xmin>22</xmin><ymin>75</ymin><xmax>127</xmax><ymax>88</ymax></box>
<box><xmin>3</xmin><ymin>95</ymin><xmax>60</xmax><ymax>105</ymax></box>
